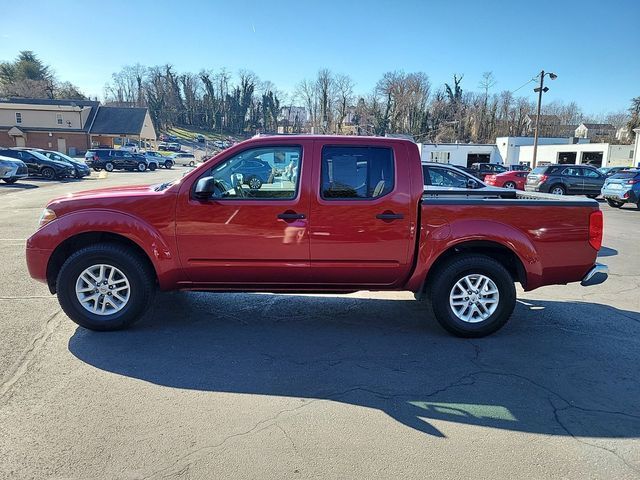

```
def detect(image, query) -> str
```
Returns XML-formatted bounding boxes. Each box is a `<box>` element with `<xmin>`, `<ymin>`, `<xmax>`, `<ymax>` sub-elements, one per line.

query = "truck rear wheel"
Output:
<box><xmin>429</xmin><ymin>255</ymin><xmax>516</xmax><ymax>337</ymax></box>
<box><xmin>56</xmin><ymin>244</ymin><xmax>155</xmax><ymax>331</ymax></box>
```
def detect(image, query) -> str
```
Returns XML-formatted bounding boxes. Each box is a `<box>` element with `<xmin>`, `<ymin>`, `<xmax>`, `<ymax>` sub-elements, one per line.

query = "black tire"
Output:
<box><xmin>93</xmin><ymin>167</ymin><xmax>102</xmax><ymax>172</ymax></box>
<box><xmin>2</xmin><ymin>177</ymin><xmax>18</xmax><ymax>184</ymax></box>
<box><xmin>148</xmin><ymin>163</ymin><xmax>157</xmax><ymax>171</ymax></box>
<box><xmin>137</xmin><ymin>162</ymin><xmax>147</xmax><ymax>172</ymax></box>
<box><xmin>56</xmin><ymin>243</ymin><xmax>156</xmax><ymax>331</ymax></box>
<box><xmin>247</xmin><ymin>176</ymin><xmax>262</xmax><ymax>190</ymax></box>
<box><xmin>586</xmin><ymin>194</ymin><xmax>599</xmax><ymax>199</ymax></box>
<box><xmin>104</xmin><ymin>162</ymin><xmax>115</xmax><ymax>172</ymax></box>
<box><xmin>549</xmin><ymin>184</ymin><xmax>565</xmax><ymax>196</ymax></box>
<box><xmin>503</xmin><ymin>181</ymin><xmax>517</xmax><ymax>189</ymax></box>
<box><xmin>189</xmin><ymin>160</ymin><xmax>195</xmax><ymax>167</ymax></box>
<box><xmin>41</xmin><ymin>167</ymin><xmax>55</xmax><ymax>180</ymax></box>
<box><xmin>606</xmin><ymin>199</ymin><xmax>624</xmax><ymax>208</ymax></box>
<box><xmin>164</xmin><ymin>160</ymin><xmax>173</xmax><ymax>169</ymax></box>
<box><xmin>429</xmin><ymin>255</ymin><xmax>516</xmax><ymax>338</ymax></box>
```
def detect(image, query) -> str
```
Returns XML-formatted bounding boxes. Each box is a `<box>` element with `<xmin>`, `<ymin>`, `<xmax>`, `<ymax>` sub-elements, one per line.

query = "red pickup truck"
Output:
<box><xmin>26</xmin><ymin>135</ymin><xmax>607</xmax><ymax>337</ymax></box>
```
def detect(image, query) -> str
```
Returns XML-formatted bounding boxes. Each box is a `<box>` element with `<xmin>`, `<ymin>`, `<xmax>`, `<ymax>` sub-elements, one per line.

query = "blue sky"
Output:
<box><xmin>1</xmin><ymin>0</ymin><xmax>638</xmax><ymax>114</ymax></box>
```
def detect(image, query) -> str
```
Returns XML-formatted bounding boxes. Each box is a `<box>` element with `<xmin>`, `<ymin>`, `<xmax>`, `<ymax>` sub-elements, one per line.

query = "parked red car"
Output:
<box><xmin>26</xmin><ymin>136</ymin><xmax>606</xmax><ymax>337</ymax></box>
<box><xmin>484</xmin><ymin>170</ymin><xmax>529</xmax><ymax>190</ymax></box>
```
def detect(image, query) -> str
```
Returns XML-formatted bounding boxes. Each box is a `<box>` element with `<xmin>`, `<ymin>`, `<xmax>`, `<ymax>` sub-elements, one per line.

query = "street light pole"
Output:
<box><xmin>532</xmin><ymin>70</ymin><xmax>545</xmax><ymax>169</ymax></box>
<box><xmin>531</xmin><ymin>70</ymin><xmax>557</xmax><ymax>169</ymax></box>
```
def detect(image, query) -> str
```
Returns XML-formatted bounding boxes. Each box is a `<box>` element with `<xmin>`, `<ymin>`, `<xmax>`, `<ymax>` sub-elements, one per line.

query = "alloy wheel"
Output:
<box><xmin>449</xmin><ymin>274</ymin><xmax>500</xmax><ymax>323</ymax></box>
<box><xmin>75</xmin><ymin>264</ymin><xmax>131</xmax><ymax>316</ymax></box>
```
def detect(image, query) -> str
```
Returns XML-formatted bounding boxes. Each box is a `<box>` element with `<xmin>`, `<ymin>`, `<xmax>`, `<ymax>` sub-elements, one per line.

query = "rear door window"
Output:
<box><xmin>562</xmin><ymin>167</ymin><xmax>583</xmax><ymax>177</ymax></box>
<box><xmin>583</xmin><ymin>168</ymin><xmax>601</xmax><ymax>178</ymax></box>
<box><xmin>321</xmin><ymin>146</ymin><xmax>394</xmax><ymax>199</ymax></box>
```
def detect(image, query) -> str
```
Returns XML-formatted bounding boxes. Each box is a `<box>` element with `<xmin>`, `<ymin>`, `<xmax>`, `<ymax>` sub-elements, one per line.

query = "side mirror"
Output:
<box><xmin>194</xmin><ymin>176</ymin><xmax>216</xmax><ymax>199</ymax></box>
<box><xmin>466</xmin><ymin>178</ymin><xmax>478</xmax><ymax>189</ymax></box>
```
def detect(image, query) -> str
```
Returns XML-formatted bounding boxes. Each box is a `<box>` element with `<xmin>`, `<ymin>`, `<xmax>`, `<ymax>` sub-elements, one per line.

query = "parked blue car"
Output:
<box><xmin>230</xmin><ymin>158</ymin><xmax>273</xmax><ymax>190</ymax></box>
<box><xmin>601</xmin><ymin>169</ymin><xmax>640</xmax><ymax>208</ymax></box>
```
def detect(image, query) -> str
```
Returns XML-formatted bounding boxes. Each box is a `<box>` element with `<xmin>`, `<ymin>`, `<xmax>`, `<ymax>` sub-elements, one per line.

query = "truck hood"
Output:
<box><xmin>53</xmin><ymin>184</ymin><xmax>157</xmax><ymax>201</ymax></box>
<box><xmin>46</xmin><ymin>183</ymin><xmax>176</xmax><ymax>217</ymax></box>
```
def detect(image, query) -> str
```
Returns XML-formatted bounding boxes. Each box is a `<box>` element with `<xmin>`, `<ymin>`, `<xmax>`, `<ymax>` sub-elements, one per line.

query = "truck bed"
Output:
<box><xmin>417</xmin><ymin>187</ymin><xmax>599</xmax><ymax>291</ymax></box>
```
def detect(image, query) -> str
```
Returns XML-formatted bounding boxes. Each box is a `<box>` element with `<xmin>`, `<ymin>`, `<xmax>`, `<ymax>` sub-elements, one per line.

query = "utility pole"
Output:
<box><xmin>531</xmin><ymin>70</ymin><xmax>558</xmax><ymax>168</ymax></box>
<box><xmin>532</xmin><ymin>70</ymin><xmax>545</xmax><ymax>169</ymax></box>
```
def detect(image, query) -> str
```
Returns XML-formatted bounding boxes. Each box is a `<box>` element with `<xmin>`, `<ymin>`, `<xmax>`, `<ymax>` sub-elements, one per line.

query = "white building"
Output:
<box><xmin>518</xmin><ymin>143</ymin><xmax>634</xmax><ymax>168</ymax></box>
<box><xmin>495</xmin><ymin>136</ymin><xmax>589</xmax><ymax>167</ymax></box>
<box><xmin>418</xmin><ymin>143</ymin><xmax>499</xmax><ymax>167</ymax></box>
<box><xmin>418</xmin><ymin>136</ymin><xmax>635</xmax><ymax>169</ymax></box>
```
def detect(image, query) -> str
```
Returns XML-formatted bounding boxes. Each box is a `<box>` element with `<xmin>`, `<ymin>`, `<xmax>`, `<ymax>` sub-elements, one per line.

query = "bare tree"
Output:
<box><xmin>316</xmin><ymin>68</ymin><xmax>334</xmax><ymax>133</ymax></box>
<box><xmin>334</xmin><ymin>73</ymin><xmax>354</xmax><ymax>133</ymax></box>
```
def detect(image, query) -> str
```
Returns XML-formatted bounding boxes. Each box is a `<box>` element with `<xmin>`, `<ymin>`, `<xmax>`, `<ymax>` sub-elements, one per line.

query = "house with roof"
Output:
<box><xmin>574</xmin><ymin>122</ymin><xmax>616</xmax><ymax>141</ymax></box>
<box><xmin>0</xmin><ymin>98</ymin><xmax>156</xmax><ymax>155</ymax></box>
<box><xmin>89</xmin><ymin>107</ymin><xmax>156</xmax><ymax>148</ymax></box>
<box><xmin>523</xmin><ymin>114</ymin><xmax>580</xmax><ymax>138</ymax></box>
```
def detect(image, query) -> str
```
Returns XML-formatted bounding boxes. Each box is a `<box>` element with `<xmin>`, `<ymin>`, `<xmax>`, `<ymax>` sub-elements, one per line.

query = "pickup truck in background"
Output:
<box><xmin>26</xmin><ymin>135</ymin><xmax>607</xmax><ymax>337</ymax></box>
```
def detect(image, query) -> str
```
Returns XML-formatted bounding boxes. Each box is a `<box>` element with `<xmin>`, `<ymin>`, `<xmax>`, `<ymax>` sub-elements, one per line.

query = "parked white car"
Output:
<box><xmin>0</xmin><ymin>154</ymin><xmax>29</xmax><ymax>184</ymax></box>
<box><xmin>145</xmin><ymin>151</ymin><xmax>173</xmax><ymax>169</ymax></box>
<box><xmin>121</xmin><ymin>143</ymin><xmax>139</xmax><ymax>153</ymax></box>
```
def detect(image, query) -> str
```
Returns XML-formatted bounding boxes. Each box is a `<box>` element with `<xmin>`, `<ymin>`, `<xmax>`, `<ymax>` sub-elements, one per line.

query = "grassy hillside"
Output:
<box><xmin>165</xmin><ymin>126</ymin><xmax>246</xmax><ymax>142</ymax></box>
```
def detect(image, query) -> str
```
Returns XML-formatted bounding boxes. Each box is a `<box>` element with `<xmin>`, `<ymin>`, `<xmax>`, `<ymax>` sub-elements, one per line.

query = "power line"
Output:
<box><xmin>510</xmin><ymin>76</ymin><xmax>538</xmax><ymax>95</ymax></box>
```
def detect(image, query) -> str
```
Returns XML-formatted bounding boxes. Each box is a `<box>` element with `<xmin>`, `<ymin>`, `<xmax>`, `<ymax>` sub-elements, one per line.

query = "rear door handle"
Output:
<box><xmin>278</xmin><ymin>212</ymin><xmax>306</xmax><ymax>220</ymax></box>
<box><xmin>376</xmin><ymin>212</ymin><xmax>404</xmax><ymax>221</ymax></box>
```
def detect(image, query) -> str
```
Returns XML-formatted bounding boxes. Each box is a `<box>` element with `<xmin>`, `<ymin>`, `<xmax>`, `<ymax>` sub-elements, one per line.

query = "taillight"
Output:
<box><xmin>589</xmin><ymin>210</ymin><xmax>603</xmax><ymax>251</ymax></box>
<box><xmin>627</xmin><ymin>179</ymin><xmax>640</xmax><ymax>184</ymax></box>
<box><xmin>538</xmin><ymin>175</ymin><xmax>548</xmax><ymax>183</ymax></box>
<box><xmin>93</xmin><ymin>154</ymin><xmax>99</xmax><ymax>161</ymax></box>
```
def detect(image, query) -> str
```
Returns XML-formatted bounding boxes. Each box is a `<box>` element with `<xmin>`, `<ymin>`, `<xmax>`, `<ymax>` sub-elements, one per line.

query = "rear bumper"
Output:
<box><xmin>602</xmin><ymin>188</ymin><xmax>637</xmax><ymax>203</ymax></box>
<box><xmin>581</xmin><ymin>263</ymin><xmax>608</xmax><ymax>287</ymax></box>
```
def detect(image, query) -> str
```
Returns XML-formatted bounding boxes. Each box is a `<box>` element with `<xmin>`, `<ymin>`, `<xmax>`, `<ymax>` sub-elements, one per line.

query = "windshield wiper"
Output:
<box><xmin>153</xmin><ymin>182</ymin><xmax>173</xmax><ymax>192</ymax></box>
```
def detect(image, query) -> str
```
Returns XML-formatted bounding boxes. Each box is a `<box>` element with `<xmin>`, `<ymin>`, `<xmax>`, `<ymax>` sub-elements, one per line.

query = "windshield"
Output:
<box><xmin>47</xmin><ymin>151</ymin><xmax>78</xmax><ymax>163</ymax></box>
<box><xmin>531</xmin><ymin>167</ymin><xmax>548</xmax><ymax>174</ymax></box>
<box><xmin>31</xmin><ymin>150</ymin><xmax>67</xmax><ymax>163</ymax></box>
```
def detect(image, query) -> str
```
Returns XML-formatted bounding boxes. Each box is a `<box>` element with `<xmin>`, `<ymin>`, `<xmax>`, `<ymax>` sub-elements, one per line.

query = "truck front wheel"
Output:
<box><xmin>56</xmin><ymin>244</ymin><xmax>155</xmax><ymax>331</ymax></box>
<box><xmin>429</xmin><ymin>255</ymin><xmax>516</xmax><ymax>337</ymax></box>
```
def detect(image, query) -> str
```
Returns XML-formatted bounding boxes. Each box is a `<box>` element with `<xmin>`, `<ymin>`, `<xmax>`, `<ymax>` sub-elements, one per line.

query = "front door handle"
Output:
<box><xmin>278</xmin><ymin>212</ymin><xmax>306</xmax><ymax>220</ymax></box>
<box><xmin>376</xmin><ymin>211</ymin><xmax>404</xmax><ymax>221</ymax></box>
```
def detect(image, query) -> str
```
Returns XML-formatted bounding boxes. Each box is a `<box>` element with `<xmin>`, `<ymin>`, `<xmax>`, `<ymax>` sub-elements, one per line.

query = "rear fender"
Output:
<box><xmin>406</xmin><ymin>218</ymin><xmax>542</xmax><ymax>293</ymax></box>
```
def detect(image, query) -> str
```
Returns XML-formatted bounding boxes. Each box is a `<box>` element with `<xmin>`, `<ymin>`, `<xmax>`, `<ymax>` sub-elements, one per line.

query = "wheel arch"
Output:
<box><xmin>549</xmin><ymin>183</ymin><xmax>566</xmax><ymax>194</ymax></box>
<box><xmin>415</xmin><ymin>239</ymin><xmax>531</xmax><ymax>300</ymax></box>
<box><xmin>46</xmin><ymin>231</ymin><xmax>157</xmax><ymax>294</ymax></box>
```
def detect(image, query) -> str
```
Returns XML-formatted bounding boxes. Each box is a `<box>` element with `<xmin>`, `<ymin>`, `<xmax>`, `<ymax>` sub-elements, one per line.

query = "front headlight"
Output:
<box><xmin>38</xmin><ymin>208</ymin><xmax>57</xmax><ymax>228</ymax></box>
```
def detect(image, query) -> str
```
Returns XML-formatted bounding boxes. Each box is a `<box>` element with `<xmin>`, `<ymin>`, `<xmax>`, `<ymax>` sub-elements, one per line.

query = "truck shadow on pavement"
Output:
<box><xmin>69</xmin><ymin>293</ymin><xmax>640</xmax><ymax>440</ymax></box>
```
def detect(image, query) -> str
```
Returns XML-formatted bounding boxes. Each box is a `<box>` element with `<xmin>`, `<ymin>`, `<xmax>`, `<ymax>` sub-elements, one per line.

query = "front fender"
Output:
<box><xmin>28</xmin><ymin>209</ymin><xmax>183</xmax><ymax>290</ymax></box>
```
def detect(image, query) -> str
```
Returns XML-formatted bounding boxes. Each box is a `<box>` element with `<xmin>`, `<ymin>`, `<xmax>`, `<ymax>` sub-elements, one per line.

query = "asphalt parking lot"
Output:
<box><xmin>0</xmin><ymin>172</ymin><xmax>639</xmax><ymax>479</ymax></box>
